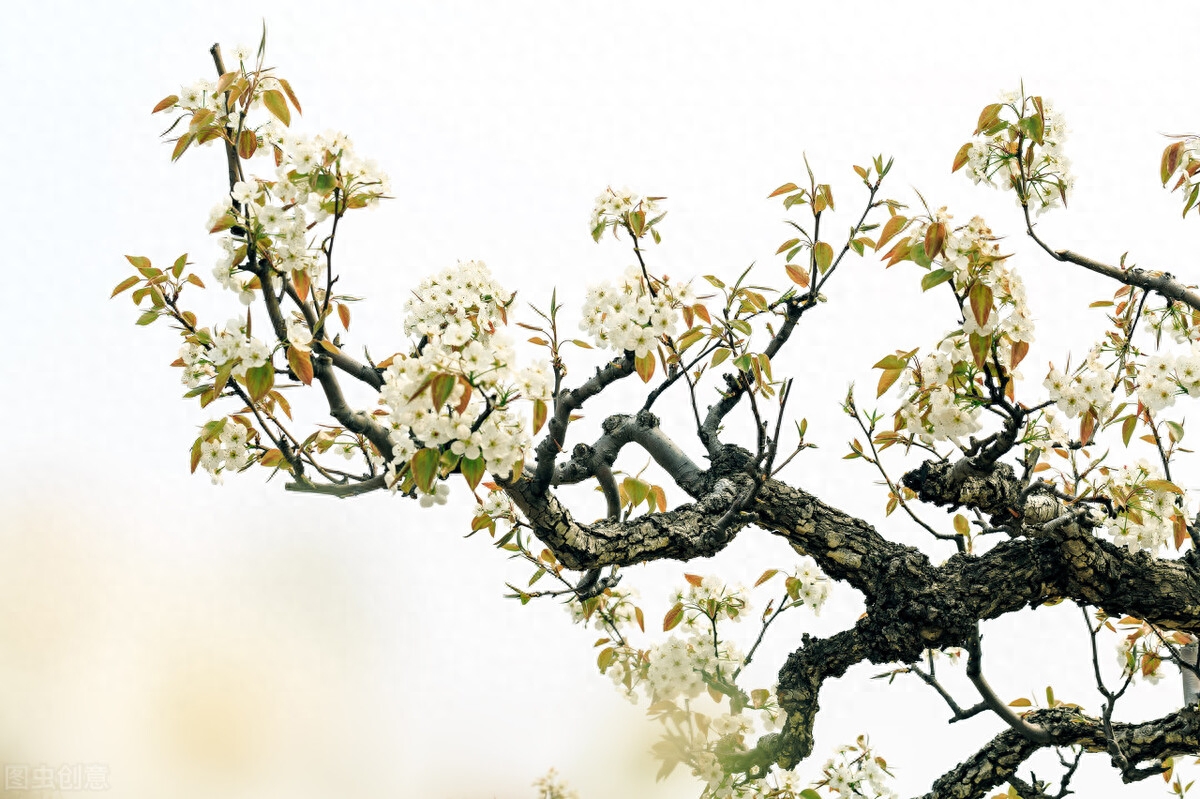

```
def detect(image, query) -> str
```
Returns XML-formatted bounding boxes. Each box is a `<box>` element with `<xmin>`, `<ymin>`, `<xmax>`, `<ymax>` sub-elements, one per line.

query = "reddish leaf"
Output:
<box><xmin>635</xmin><ymin>351</ymin><xmax>656</xmax><ymax>383</ymax></box>
<box><xmin>287</xmin><ymin>347</ymin><xmax>313</xmax><ymax>385</ymax></box>
<box><xmin>785</xmin><ymin>263</ymin><xmax>810</xmax><ymax>287</ymax></box>
<box><xmin>875</xmin><ymin>215</ymin><xmax>908</xmax><ymax>251</ymax></box>
<box><xmin>969</xmin><ymin>282</ymin><xmax>994</xmax><ymax>327</ymax></box>
<box><xmin>237</xmin><ymin>129</ymin><xmax>257</xmax><ymax>159</ymax></box>
<box><xmin>278</xmin><ymin>78</ymin><xmax>302</xmax><ymax>114</ymax></box>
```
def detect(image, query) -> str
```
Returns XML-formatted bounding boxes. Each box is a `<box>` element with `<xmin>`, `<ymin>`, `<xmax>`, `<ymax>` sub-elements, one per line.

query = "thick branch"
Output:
<box><xmin>917</xmin><ymin>707</ymin><xmax>1200</xmax><ymax>799</ymax></box>
<box><xmin>531</xmin><ymin>353</ymin><xmax>635</xmax><ymax>494</ymax></box>
<box><xmin>498</xmin><ymin>467</ymin><xmax>755</xmax><ymax>570</ymax></box>
<box><xmin>552</xmin><ymin>410</ymin><xmax>706</xmax><ymax>497</ymax></box>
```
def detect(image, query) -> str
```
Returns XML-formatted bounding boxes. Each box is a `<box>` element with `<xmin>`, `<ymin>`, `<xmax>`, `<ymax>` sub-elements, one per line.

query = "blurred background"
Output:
<box><xmin>2</xmin><ymin>2</ymin><xmax>1198</xmax><ymax>796</ymax></box>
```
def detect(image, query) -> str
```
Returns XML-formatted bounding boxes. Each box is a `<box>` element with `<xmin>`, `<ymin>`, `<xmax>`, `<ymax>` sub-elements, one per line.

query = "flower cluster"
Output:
<box><xmin>579</xmin><ymin>266</ymin><xmax>690</xmax><ymax>355</ymax></box>
<box><xmin>788</xmin><ymin>559</ymin><xmax>832</xmax><ymax>614</ymax></box>
<box><xmin>1134</xmin><ymin>348</ymin><xmax>1200</xmax><ymax>413</ymax></box>
<box><xmin>209</xmin><ymin>128</ymin><xmax>390</xmax><ymax>305</ymax></box>
<box><xmin>1112</xmin><ymin>616</ymin><xmax>1194</xmax><ymax>688</ymax></box>
<box><xmin>814</xmin><ymin>738</ymin><xmax>897</xmax><ymax>799</ymax></box>
<box><xmin>531</xmin><ymin>768</ymin><xmax>579</xmax><ymax>799</ymax></box>
<box><xmin>589</xmin><ymin>186</ymin><xmax>663</xmax><ymax>241</ymax></box>
<box><xmin>1043</xmin><ymin>351</ymin><xmax>1116</xmax><ymax>419</ymax></box>
<box><xmin>646</xmin><ymin>634</ymin><xmax>745</xmax><ymax>702</ymax></box>
<box><xmin>892</xmin><ymin>214</ymin><xmax>1035</xmax><ymax>443</ymax></box>
<box><xmin>197</xmin><ymin>420</ymin><xmax>254</xmax><ymax>484</ymax></box>
<box><xmin>177</xmin><ymin>318</ymin><xmax>273</xmax><ymax>388</ymax></box>
<box><xmin>958</xmin><ymin>90</ymin><xmax>1072</xmax><ymax>215</ymax></box>
<box><xmin>1101</xmin><ymin>460</ymin><xmax>1186</xmax><ymax>554</ymax></box>
<box><xmin>380</xmin><ymin>261</ymin><xmax>546</xmax><ymax>495</ymax></box>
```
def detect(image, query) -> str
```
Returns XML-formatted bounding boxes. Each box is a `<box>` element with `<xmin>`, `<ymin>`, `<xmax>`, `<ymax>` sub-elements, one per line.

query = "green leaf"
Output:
<box><xmin>245</xmin><ymin>363</ymin><xmax>274</xmax><ymax>402</ymax></box>
<box><xmin>135</xmin><ymin>310</ymin><xmax>159</xmax><ymax>326</ymax></box>
<box><xmin>1122</xmin><ymin>415</ymin><xmax>1137</xmax><ymax>447</ymax></box>
<box><xmin>262</xmin><ymin>89</ymin><xmax>291</xmax><ymax>126</ymax></box>
<box><xmin>873</xmin><ymin>354</ymin><xmax>908</xmax><ymax>370</ymax></box>
<box><xmin>954</xmin><ymin>514</ymin><xmax>970</xmax><ymax>536</ymax></box>
<box><xmin>623</xmin><ymin>477</ymin><xmax>650</xmax><ymax>508</ymax></box>
<box><xmin>663</xmin><ymin>602</ymin><xmax>684</xmax><ymax>632</ymax></box>
<box><xmin>171</xmin><ymin>132</ymin><xmax>193</xmax><ymax>162</ymax></box>
<box><xmin>813</xmin><ymin>241</ymin><xmax>834</xmax><ymax>273</ymax></box>
<box><xmin>921</xmin><ymin>269</ymin><xmax>954</xmax><ymax>292</ymax></box>
<box><xmin>411</xmin><ymin>447</ymin><xmax>441</xmax><ymax>494</ymax></box>
<box><xmin>951</xmin><ymin>142</ymin><xmax>973</xmax><ymax>173</ymax></box>
<box><xmin>975</xmin><ymin>103</ymin><xmax>1003</xmax><ymax>135</ymax></box>
<box><xmin>430</xmin><ymin>372</ymin><xmax>457</xmax><ymax>410</ymax></box>
<box><xmin>969</xmin><ymin>332</ymin><xmax>991</xmax><ymax>370</ymax></box>
<box><xmin>1020</xmin><ymin>113</ymin><xmax>1045</xmax><ymax>146</ymax></box>
<box><xmin>460</xmin><ymin>456</ymin><xmax>485</xmax><ymax>491</ymax></box>
<box><xmin>776</xmin><ymin>237</ymin><xmax>801</xmax><ymax>255</ymax></box>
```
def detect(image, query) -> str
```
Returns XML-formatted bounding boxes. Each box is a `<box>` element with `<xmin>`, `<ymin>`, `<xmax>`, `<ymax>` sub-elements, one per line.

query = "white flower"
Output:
<box><xmin>287</xmin><ymin>317</ymin><xmax>313</xmax><ymax>352</ymax></box>
<box><xmin>231</xmin><ymin>180</ymin><xmax>258</xmax><ymax>205</ymax></box>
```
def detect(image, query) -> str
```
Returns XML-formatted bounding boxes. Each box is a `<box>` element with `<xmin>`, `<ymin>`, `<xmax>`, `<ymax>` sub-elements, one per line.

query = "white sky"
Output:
<box><xmin>4</xmin><ymin>2</ymin><xmax>1199</xmax><ymax>797</ymax></box>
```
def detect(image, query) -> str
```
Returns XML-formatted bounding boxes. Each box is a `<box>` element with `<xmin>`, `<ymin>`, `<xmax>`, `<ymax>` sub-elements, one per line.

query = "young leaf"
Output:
<box><xmin>532</xmin><ymin>398</ymin><xmax>548</xmax><ymax>435</ymax></box>
<box><xmin>411</xmin><ymin>447</ymin><xmax>440</xmax><ymax>494</ymax></box>
<box><xmin>635</xmin><ymin>351</ymin><xmax>656</xmax><ymax>383</ymax></box>
<box><xmin>813</xmin><ymin>241</ymin><xmax>834</xmax><ymax>273</ymax></box>
<box><xmin>952</xmin><ymin>142</ymin><xmax>973</xmax><ymax>173</ymax></box>
<box><xmin>110</xmin><ymin>276</ymin><xmax>140</xmax><ymax>298</ymax></box>
<box><xmin>430</xmin><ymin>372</ymin><xmax>457</xmax><ymax>410</ymax></box>
<box><xmin>875</xmin><ymin>215</ymin><xmax>908</xmax><ymax>251</ymax></box>
<box><xmin>262</xmin><ymin>89</ymin><xmax>291</xmax><ymax>126</ymax></box>
<box><xmin>785</xmin><ymin>264</ymin><xmax>810</xmax><ymax>287</ymax></box>
<box><xmin>245</xmin><ymin>363</ymin><xmax>275</xmax><ymax>402</ymax></box>
<box><xmin>287</xmin><ymin>347</ymin><xmax>313</xmax><ymax>385</ymax></box>
<box><xmin>969</xmin><ymin>282</ymin><xmax>994</xmax><ymax>327</ymax></box>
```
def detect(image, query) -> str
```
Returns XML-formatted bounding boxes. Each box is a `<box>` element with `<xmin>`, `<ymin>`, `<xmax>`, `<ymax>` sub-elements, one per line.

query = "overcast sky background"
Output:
<box><xmin>3</xmin><ymin>2</ymin><xmax>1199</xmax><ymax>797</ymax></box>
